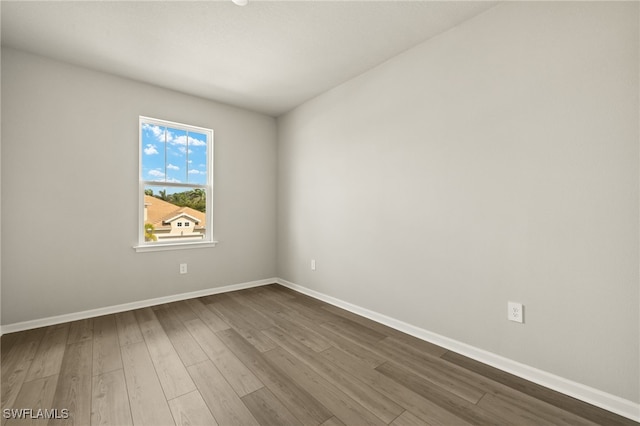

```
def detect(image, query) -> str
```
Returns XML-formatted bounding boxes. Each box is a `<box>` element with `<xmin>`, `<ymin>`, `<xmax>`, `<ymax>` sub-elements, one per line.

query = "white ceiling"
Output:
<box><xmin>1</xmin><ymin>1</ymin><xmax>497</xmax><ymax>116</ymax></box>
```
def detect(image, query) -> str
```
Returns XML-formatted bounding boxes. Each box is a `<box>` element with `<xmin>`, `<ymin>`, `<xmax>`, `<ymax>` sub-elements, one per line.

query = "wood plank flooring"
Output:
<box><xmin>1</xmin><ymin>284</ymin><xmax>637</xmax><ymax>426</ymax></box>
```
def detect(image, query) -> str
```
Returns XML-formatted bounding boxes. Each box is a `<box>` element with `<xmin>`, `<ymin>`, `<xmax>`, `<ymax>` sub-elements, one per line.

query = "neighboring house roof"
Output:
<box><xmin>161</xmin><ymin>212</ymin><xmax>201</xmax><ymax>226</ymax></box>
<box><xmin>144</xmin><ymin>195</ymin><xmax>205</xmax><ymax>230</ymax></box>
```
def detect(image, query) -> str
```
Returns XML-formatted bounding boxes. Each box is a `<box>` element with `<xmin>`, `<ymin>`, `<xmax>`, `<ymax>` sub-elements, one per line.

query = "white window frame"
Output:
<box><xmin>134</xmin><ymin>116</ymin><xmax>217</xmax><ymax>252</ymax></box>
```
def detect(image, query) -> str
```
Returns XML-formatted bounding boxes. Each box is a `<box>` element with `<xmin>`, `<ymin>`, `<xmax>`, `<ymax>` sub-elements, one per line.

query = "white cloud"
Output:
<box><xmin>144</xmin><ymin>144</ymin><xmax>159</xmax><ymax>155</ymax></box>
<box><xmin>143</xmin><ymin>123</ymin><xmax>205</xmax><ymax>148</ymax></box>
<box><xmin>148</xmin><ymin>169</ymin><xmax>165</xmax><ymax>178</ymax></box>
<box><xmin>142</xmin><ymin>123</ymin><xmax>165</xmax><ymax>141</ymax></box>
<box><xmin>172</xmin><ymin>135</ymin><xmax>206</xmax><ymax>147</ymax></box>
<box><xmin>190</xmin><ymin>136</ymin><xmax>206</xmax><ymax>146</ymax></box>
<box><xmin>167</xmin><ymin>163</ymin><xmax>180</xmax><ymax>171</ymax></box>
<box><xmin>178</xmin><ymin>146</ymin><xmax>193</xmax><ymax>155</ymax></box>
<box><xmin>188</xmin><ymin>169</ymin><xmax>204</xmax><ymax>174</ymax></box>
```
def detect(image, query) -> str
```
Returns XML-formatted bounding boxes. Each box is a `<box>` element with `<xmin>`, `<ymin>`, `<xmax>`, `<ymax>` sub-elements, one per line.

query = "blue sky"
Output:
<box><xmin>141</xmin><ymin>123</ymin><xmax>208</xmax><ymax>186</ymax></box>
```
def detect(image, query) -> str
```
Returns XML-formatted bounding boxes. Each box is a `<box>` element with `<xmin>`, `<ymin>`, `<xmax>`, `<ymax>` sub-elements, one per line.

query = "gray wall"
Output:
<box><xmin>1</xmin><ymin>48</ymin><xmax>277</xmax><ymax>325</ymax></box>
<box><xmin>0</xmin><ymin>47</ymin><xmax>3</xmax><ymax>329</ymax></box>
<box><xmin>277</xmin><ymin>2</ymin><xmax>639</xmax><ymax>403</ymax></box>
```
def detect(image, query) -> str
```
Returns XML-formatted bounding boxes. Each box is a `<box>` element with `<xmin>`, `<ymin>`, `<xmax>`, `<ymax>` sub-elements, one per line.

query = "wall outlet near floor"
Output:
<box><xmin>508</xmin><ymin>301</ymin><xmax>523</xmax><ymax>323</ymax></box>
<box><xmin>311</xmin><ymin>259</ymin><xmax>316</xmax><ymax>271</ymax></box>
<box><xmin>179</xmin><ymin>263</ymin><xmax>188</xmax><ymax>274</ymax></box>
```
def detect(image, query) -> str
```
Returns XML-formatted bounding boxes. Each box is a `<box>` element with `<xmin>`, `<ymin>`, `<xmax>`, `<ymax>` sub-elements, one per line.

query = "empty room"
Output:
<box><xmin>1</xmin><ymin>1</ymin><xmax>638</xmax><ymax>425</ymax></box>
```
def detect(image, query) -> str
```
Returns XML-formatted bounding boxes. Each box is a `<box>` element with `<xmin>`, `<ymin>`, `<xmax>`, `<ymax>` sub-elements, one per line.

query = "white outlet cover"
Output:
<box><xmin>508</xmin><ymin>301</ymin><xmax>523</xmax><ymax>323</ymax></box>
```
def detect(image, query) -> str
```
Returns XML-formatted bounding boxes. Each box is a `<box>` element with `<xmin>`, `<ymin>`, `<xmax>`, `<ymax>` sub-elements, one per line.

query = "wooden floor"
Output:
<box><xmin>1</xmin><ymin>284</ymin><xmax>636</xmax><ymax>426</ymax></box>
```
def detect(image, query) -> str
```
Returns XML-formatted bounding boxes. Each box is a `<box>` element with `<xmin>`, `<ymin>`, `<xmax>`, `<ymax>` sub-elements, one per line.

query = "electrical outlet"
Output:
<box><xmin>311</xmin><ymin>259</ymin><xmax>316</xmax><ymax>271</ymax></box>
<box><xmin>179</xmin><ymin>263</ymin><xmax>188</xmax><ymax>274</ymax></box>
<box><xmin>508</xmin><ymin>301</ymin><xmax>523</xmax><ymax>323</ymax></box>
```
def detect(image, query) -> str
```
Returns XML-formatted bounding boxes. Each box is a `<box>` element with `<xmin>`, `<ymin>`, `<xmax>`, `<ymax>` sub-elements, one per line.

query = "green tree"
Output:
<box><xmin>154</xmin><ymin>189</ymin><xmax>206</xmax><ymax>213</ymax></box>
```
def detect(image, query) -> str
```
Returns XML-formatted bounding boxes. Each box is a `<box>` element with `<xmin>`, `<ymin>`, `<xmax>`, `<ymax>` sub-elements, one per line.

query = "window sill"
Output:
<box><xmin>133</xmin><ymin>241</ymin><xmax>218</xmax><ymax>253</ymax></box>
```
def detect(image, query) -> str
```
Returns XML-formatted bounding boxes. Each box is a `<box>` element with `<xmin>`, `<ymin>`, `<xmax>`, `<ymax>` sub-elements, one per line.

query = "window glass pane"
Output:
<box><xmin>166</xmin><ymin>127</ymin><xmax>187</xmax><ymax>183</ymax></box>
<box><xmin>187</xmin><ymin>131</ymin><xmax>208</xmax><ymax>185</ymax></box>
<box><xmin>139</xmin><ymin>117</ymin><xmax>212</xmax><ymax>247</ymax></box>
<box><xmin>141</xmin><ymin>123</ymin><xmax>166</xmax><ymax>182</ymax></box>
<box><xmin>143</xmin><ymin>185</ymin><xmax>207</xmax><ymax>243</ymax></box>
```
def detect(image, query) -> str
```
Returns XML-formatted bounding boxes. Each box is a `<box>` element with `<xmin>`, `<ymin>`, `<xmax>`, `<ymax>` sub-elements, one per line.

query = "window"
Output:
<box><xmin>136</xmin><ymin>116</ymin><xmax>215</xmax><ymax>251</ymax></box>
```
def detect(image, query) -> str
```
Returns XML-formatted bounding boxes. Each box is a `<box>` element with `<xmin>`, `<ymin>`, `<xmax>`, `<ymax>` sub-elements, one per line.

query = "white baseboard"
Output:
<box><xmin>276</xmin><ymin>278</ymin><xmax>640</xmax><ymax>422</ymax></box>
<box><xmin>0</xmin><ymin>278</ymin><xmax>277</xmax><ymax>336</ymax></box>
